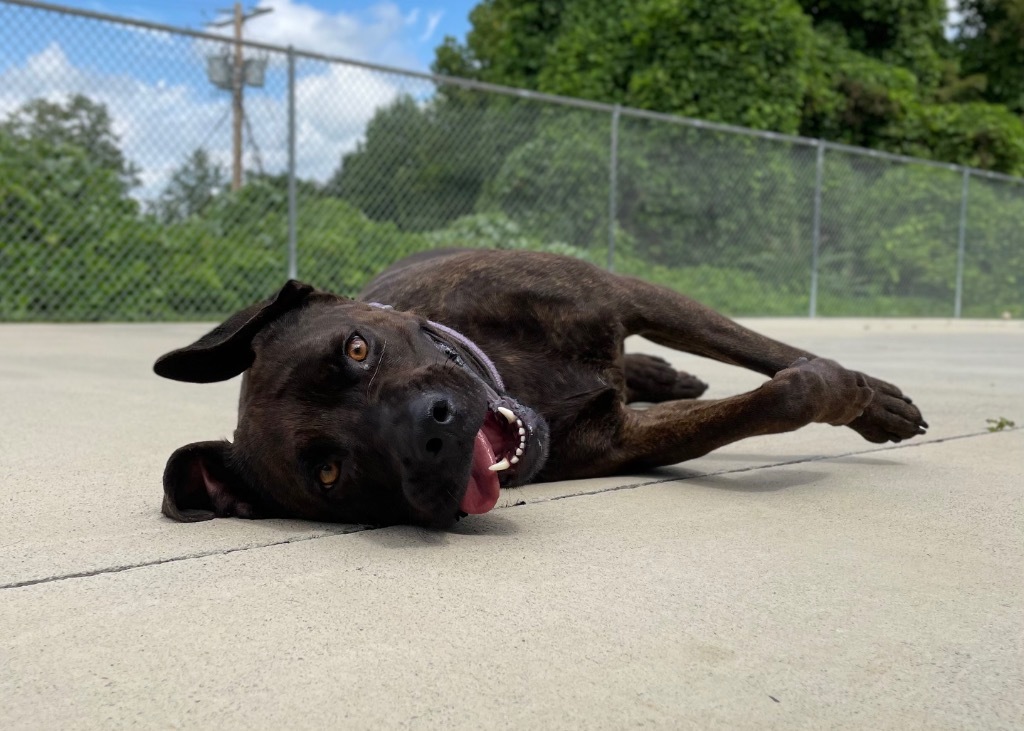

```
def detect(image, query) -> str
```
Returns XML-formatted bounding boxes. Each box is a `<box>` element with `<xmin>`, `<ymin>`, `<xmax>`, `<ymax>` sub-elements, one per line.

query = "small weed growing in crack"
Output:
<box><xmin>986</xmin><ymin>417</ymin><xmax>1016</xmax><ymax>432</ymax></box>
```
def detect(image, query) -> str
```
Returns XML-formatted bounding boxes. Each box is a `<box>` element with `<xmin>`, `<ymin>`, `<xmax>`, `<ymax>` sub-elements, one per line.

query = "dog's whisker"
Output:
<box><xmin>366</xmin><ymin>337</ymin><xmax>387</xmax><ymax>395</ymax></box>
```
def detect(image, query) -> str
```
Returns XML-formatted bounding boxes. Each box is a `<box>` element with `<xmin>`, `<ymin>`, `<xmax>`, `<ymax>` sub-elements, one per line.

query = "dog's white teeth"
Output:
<box><xmin>518</xmin><ymin>427</ymin><xmax>526</xmax><ymax>436</ymax></box>
<box><xmin>515</xmin><ymin>418</ymin><xmax>523</xmax><ymax>427</ymax></box>
<box><xmin>488</xmin><ymin>457</ymin><xmax>511</xmax><ymax>472</ymax></box>
<box><xmin>497</xmin><ymin>406</ymin><xmax>517</xmax><ymax>424</ymax></box>
<box><xmin>515</xmin><ymin>447</ymin><xmax>523</xmax><ymax>456</ymax></box>
<box><xmin>510</xmin><ymin>456</ymin><xmax>519</xmax><ymax>465</ymax></box>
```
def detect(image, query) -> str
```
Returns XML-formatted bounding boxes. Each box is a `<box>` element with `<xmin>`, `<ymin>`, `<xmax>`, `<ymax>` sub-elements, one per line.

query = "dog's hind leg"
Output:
<box><xmin>623</xmin><ymin>353</ymin><xmax>707</xmax><ymax>403</ymax></box>
<box><xmin>617</xmin><ymin>277</ymin><xmax>812</xmax><ymax>376</ymax></box>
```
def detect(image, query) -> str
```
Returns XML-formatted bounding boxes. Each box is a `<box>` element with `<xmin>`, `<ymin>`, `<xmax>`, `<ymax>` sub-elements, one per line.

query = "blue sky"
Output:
<box><xmin>0</xmin><ymin>0</ymin><xmax>483</xmax><ymax>197</ymax></box>
<box><xmin>53</xmin><ymin>0</ymin><xmax>478</xmax><ymax>70</ymax></box>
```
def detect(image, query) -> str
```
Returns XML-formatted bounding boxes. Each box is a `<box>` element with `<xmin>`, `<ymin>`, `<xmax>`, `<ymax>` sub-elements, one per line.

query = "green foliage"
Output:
<box><xmin>436</xmin><ymin>0</ymin><xmax>1024</xmax><ymax>175</ymax></box>
<box><xmin>480</xmin><ymin>110</ymin><xmax>610</xmax><ymax>253</ymax></box>
<box><xmin>813</xmin><ymin>158</ymin><xmax>963</xmax><ymax>314</ymax></box>
<box><xmin>802</xmin><ymin>29</ymin><xmax>921</xmax><ymax>146</ymax></box>
<box><xmin>2</xmin><ymin>94</ymin><xmax>139</xmax><ymax>192</ymax></box>
<box><xmin>0</xmin><ymin>126</ymin><xmax>142</xmax><ymax>319</ymax></box>
<box><xmin>433</xmin><ymin>1</ymin><xmax>571</xmax><ymax>87</ymax></box>
<box><xmin>296</xmin><ymin>197</ymin><xmax>431</xmax><ymax>296</ymax></box>
<box><xmin>960</xmin><ymin>176</ymin><xmax>1024</xmax><ymax>318</ymax></box>
<box><xmin>424</xmin><ymin>212</ymin><xmax>597</xmax><ymax>262</ymax></box>
<box><xmin>438</xmin><ymin>0</ymin><xmax>814</xmax><ymax>133</ymax></box>
<box><xmin>152</xmin><ymin>148</ymin><xmax>227</xmax><ymax>223</ymax></box>
<box><xmin>537</xmin><ymin>0</ymin><xmax>814</xmax><ymax>133</ymax></box>
<box><xmin>985</xmin><ymin>417</ymin><xmax>1016</xmax><ymax>432</ymax></box>
<box><xmin>325</xmin><ymin>94</ymin><xmax>540</xmax><ymax>231</ymax></box>
<box><xmin>482</xmin><ymin>112</ymin><xmax>815</xmax><ymax>285</ymax></box>
<box><xmin>797</xmin><ymin>0</ymin><xmax>947</xmax><ymax>90</ymax></box>
<box><xmin>896</xmin><ymin>102</ymin><xmax>1024</xmax><ymax>173</ymax></box>
<box><xmin>957</xmin><ymin>0</ymin><xmax>1024</xmax><ymax>113</ymax></box>
<box><xmin>802</xmin><ymin>29</ymin><xmax>1024</xmax><ymax>174</ymax></box>
<box><xmin>2</xmin><ymin>91</ymin><xmax>1023</xmax><ymax>323</ymax></box>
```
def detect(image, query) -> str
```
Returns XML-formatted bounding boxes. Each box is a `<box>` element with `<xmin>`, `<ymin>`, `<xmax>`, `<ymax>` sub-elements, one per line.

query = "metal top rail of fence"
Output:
<box><xmin>2</xmin><ymin>0</ymin><xmax>1023</xmax><ymax>321</ymax></box>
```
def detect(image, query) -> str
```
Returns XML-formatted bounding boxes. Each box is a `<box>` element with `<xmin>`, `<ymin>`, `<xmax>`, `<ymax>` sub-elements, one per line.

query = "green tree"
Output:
<box><xmin>326</xmin><ymin>96</ymin><xmax>430</xmax><ymax>227</ymax></box>
<box><xmin>0</xmin><ymin>124</ymin><xmax>143</xmax><ymax>318</ymax></box>
<box><xmin>438</xmin><ymin>0</ymin><xmax>814</xmax><ymax>134</ymax></box>
<box><xmin>434</xmin><ymin>0</ymin><xmax>1024</xmax><ymax>174</ymax></box>
<box><xmin>958</xmin><ymin>0</ymin><xmax>1024</xmax><ymax>113</ymax></box>
<box><xmin>433</xmin><ymin>1</ymin><xmax>570</xmax><ymax>88</ymax></box>
<box><xmin>153</xmin><ymin>148</ymin><xmax>227</xmax><ymax>223</ymax></box>
<box><xmin>2</xmin><ymin>94</ymin><xmax>139</xmax><ymax>191</ymax></box>
<box><xmin>797</xmin><ymin>0</ymin><xmax>948</xmax><ymax>90</ymax></box>
<box><xmin>326</xmin><ymin>93</ymin><xmax>540</xmax><ymax>231</ymax></box>
<box><xmin>801</xmin><ymin>28</ymin><xmax>1024</xmax><ymax>174</ymax></box>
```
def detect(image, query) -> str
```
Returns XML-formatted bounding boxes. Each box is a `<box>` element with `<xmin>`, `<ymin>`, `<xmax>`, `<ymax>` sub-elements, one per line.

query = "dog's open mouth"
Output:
<box><xmin>462</xmin><ymin>405</ymin><xmax>529</xmax><ymax>514</ymax></box>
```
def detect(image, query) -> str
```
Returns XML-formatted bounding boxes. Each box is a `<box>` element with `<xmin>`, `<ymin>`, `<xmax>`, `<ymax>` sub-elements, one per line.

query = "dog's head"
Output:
<box><xmin>155</xmin><ymin>281</ymin><xmax>549</xmax><ymax>528</ymax></box>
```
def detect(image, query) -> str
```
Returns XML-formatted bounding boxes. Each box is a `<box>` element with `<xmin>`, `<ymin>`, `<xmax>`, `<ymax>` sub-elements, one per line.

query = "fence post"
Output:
<box><xmin>607</xmin><ymin>105</ymin><xmax>621</xmax><ymax>272</ymax></box>
<box><xmin>954</xmin><ymin>168</ymin><xmax>969</xmax><ymax>318</ymax></box>
<box><xmin>286</xmin><ymin>45</ymin><xmax>298</xmax><ymax>280</ymax></box>
<box><xmin>809</xmin><ymin>140</ymin><xmax>825</xmax><ymax>317</ymax></box>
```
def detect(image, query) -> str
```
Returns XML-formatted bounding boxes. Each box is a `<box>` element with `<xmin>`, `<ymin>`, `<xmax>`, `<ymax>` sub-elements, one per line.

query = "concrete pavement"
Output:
<box><xmin>1</xmin><ymin>319</ymin><xmax>1021</xmax><ymax>729</ymax></box>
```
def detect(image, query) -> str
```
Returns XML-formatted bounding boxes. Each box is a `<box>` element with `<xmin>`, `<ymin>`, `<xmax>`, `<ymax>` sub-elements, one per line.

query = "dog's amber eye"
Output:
<box><xmin>346</xmin><ymin>335</ymin><xmax>369</xmax><ymax>362</ymax></box>
<box><xmin>318</xmin><ymin>461</ymin><xmax>340</xmax><ymax>488</ymax></box>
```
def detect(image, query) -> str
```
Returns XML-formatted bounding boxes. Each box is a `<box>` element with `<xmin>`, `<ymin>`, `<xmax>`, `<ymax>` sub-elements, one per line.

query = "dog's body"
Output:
<box><xmin>155</xmin><ymin>249</ymin><xmax>926</xmax><ymax>527</ymax></box>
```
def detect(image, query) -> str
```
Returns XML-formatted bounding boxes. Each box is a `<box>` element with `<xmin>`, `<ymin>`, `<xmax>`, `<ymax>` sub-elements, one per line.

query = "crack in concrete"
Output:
<box><xmin>2</xmin><ymin>428</ymin><xmax>1016</xmax><ymax>592</ymax></box>
<box><xmin>0</xmin><ymin>526</ymin><xmax>374</xmax><ymax>590</ymax></box>
<box><xmin>525</xmin><ymin>428</ymin><xmax>1012</xmax><ymax>505</ymax></box>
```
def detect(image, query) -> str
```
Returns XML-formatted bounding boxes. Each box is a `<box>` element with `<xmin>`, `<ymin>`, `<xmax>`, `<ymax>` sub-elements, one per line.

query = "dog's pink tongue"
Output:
<box><xmin>461</xmin><ymin>430</ymin><xmax>501</xmax><ymax>514</ymax></box>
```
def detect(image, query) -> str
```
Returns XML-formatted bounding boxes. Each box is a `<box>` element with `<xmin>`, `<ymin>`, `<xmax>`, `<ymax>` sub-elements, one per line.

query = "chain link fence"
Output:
<box><xmin>2</xmin><ymin>0</ymin><xmax>1022</xmax><ymax>321</ymax></box>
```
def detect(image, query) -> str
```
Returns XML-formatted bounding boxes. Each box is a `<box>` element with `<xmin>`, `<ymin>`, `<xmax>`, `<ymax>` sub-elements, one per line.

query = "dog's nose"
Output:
<box><xmin>411</xmin><ymin>391</ymin><xmax>458</xmax><ymax>459</ymax></box>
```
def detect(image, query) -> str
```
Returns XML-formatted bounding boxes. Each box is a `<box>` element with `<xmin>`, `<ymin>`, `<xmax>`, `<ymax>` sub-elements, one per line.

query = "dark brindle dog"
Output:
<box><xmin>155</xmin><ymin>249</ymin><xmax>927</xmax><ymax>527</ymax></box>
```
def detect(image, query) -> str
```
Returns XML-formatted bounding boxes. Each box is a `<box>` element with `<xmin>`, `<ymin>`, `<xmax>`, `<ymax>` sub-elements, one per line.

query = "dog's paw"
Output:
<box><xmin>624</xmin><ymin>353</ymin><xmax>708</xmax><ymax>402</ymax></box>
<box><xmin>771</xmin><ymin>357</ymin><xmax>875</xmax><ymax>427</ymax></box>
<box><xmin>672</xmin><ymin>371</ymin><xmax>710</xmax><ymax>399</ymax></box>
<box><xmin>845</xmin><ymin>375</ymin><xmax>928</xmax><ymax>444</ymax></box>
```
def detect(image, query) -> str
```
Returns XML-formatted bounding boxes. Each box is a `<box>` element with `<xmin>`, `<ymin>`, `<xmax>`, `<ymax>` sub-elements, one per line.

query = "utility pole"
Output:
<box><xmin>231</xmin><ymin>3</ymin><xmax>244</xmax><ymax>192</ymax></box>
<box><xmin>208</xmin><ymin>3</ymin><xmax>272</xmax><ymax>191</ymax></box>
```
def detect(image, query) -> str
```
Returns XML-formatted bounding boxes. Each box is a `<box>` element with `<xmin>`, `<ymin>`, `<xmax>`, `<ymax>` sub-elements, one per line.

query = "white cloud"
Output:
<box><xmin>292</xmin><ymin>62</ymin><xmax>405</xmax><ymax>180</ymax></box>
<box><xmin>233</xmin><ymin>0</ymin><xmax>422</xmax><ymax>69</ymax></box>
<box><xmin>419</xmin><ymin>11</ymin><xmax>443</xmax><ymax>43</ymax></box>
<box><xmin>0</xmin><ymin>41</ymin><xmax>406</xmax><ymax>199</ymax></box>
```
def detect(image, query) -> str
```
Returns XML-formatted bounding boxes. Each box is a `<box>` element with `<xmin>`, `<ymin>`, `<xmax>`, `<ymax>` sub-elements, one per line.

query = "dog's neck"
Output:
<box><xmin>367</xmin><ymin>302</ymin><xmax>505</xmax><ymax>391</ymax></box>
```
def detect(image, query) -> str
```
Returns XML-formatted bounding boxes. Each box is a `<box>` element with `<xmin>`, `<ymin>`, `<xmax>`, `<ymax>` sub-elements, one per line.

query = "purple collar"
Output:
<box><xmin>368</xmin><ymin>302</ymin><xmax>505</xmax><ymax>391</ymax></box>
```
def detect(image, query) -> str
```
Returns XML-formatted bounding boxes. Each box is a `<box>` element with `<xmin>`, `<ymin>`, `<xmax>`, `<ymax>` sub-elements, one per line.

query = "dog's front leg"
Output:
<box><xmin>597</xmin><ymin>357</ymin><xmax>878</xmax><ymax>473</ymax></box>
<box><xmin>615</xmin><ymin>278</ymin><xmax>926</xmax><ymax>444</ymax></box>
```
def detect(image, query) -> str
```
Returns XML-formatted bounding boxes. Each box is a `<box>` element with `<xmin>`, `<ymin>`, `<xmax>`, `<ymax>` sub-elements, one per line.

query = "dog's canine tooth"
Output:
<box><xmin>488</xmin><ymin>457</ymin><xmax>511</xmax><ymax>472</ymax></box>
<box><xmin>497</xmin><ymin>406</ymin><xmax>516</xmax><ymax>423</ymax></box>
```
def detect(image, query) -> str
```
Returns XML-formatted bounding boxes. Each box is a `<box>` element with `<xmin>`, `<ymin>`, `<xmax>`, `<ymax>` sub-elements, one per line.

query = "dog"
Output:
<box><xmin>154</xmin><ymin>249</ymin><xmax>927</xmax><ymax>527</ymax></box>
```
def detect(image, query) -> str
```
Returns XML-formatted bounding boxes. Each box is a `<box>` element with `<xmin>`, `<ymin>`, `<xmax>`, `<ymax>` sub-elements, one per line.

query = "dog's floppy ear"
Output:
<box><xmin>154</xmin><ymin>280</ymin><xmax>315</xmax><ymax>383</ymax></box>
<box><xmin>162</xmin><ymin>441</ymin><xmax>259</xmax><ymax>522</ymax></box>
